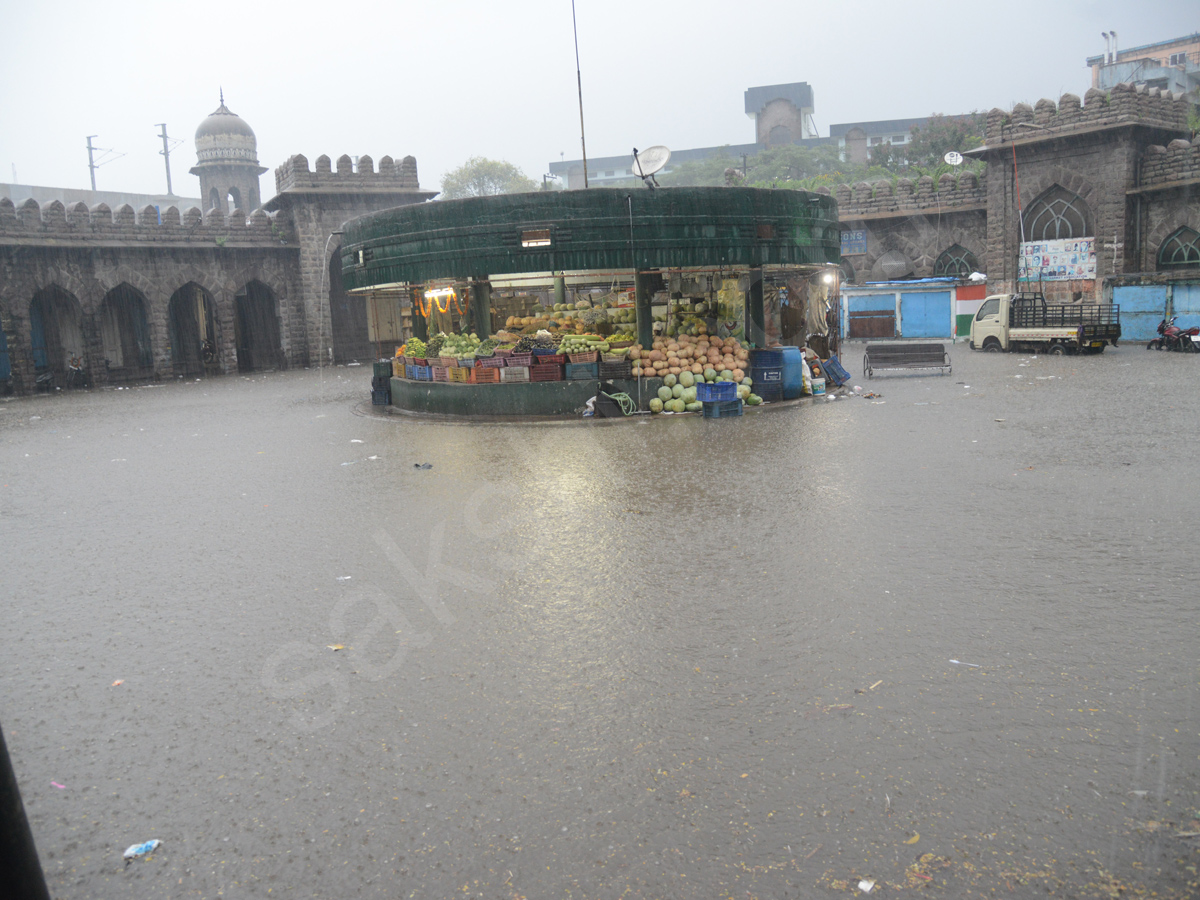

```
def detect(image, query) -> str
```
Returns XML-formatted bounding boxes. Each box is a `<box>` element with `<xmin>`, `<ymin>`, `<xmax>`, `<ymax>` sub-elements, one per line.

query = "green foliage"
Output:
<box><xmin>904</xmin><ymin>112</ymin><xmax>986</xmax><ymax>168</ymax></box>
<box><xmin>658</xmin><ymin>149</ymin><xmax>743</xmax><ymax>187</ymax></box>
<box><xmin>440</xmin><ymin>157</ymin><xmax>538</xmax><ymax>200</ymax></box>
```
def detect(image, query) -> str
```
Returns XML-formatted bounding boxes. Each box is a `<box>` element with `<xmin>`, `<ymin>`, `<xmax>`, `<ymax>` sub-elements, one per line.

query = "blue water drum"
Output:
<box><xmin>749</xmin><ymin>347</ymin><xmax>784</xmax><ymax>399</ymax></box>
<box><xmin>778</xmin><ymin>346</ymin><xmax>806</xmax><ymax>400</ymax></box>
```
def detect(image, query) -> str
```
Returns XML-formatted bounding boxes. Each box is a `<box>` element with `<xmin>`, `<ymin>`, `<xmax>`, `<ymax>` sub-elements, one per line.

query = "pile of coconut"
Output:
<box><xmin>627</xmin><ymin>335</ymin><xmax>750</xmax><ymax>383</ymax></box>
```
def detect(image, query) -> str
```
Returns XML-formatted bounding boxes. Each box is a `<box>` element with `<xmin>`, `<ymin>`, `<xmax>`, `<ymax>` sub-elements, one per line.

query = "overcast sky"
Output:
<box><xmin>0</xmin><ymin>0</ymin><xmax>1193</xmax><ymax>203</ymax></box>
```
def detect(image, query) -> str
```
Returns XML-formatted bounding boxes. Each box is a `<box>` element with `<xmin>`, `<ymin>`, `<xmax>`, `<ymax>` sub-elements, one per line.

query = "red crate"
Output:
<box><xmin>530</xmin><ymin>364</ymin><xmax>564</xmax><ymax>382</ymax></box>
<box><xmin>410</xmin><ymin>357</ymin><xmax>428</xmax><ymax>367</ymax></box>
<box><xmin>473</xmin><ymin>367</ymin><xmax>500</xmax><ymax>384</ymax></box>
<box><xmin>476</xmin><ymin>356</ymin><xmax>506</xmax><ymax>368</ymax></box>
<box><xmin>506</xmin><ymin>352</ymin><xmax>534</xmax><ymax>367</ymax></box>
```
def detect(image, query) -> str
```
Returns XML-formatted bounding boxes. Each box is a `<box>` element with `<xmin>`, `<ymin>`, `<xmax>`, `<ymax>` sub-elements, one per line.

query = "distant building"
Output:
<box><xmin>1087</xmin><ymin>31</ymin><xmax>1200</xmax><ymax>94</ymax></box>
<box><xmin>744</xmin><ymin>82</ymin><xmax>817</xmax><ymax>145</ymax></box>
<box><xmin>828</xmin><ymin>117</ymin><xmax>931</xmax><ymax>166</ymax></box>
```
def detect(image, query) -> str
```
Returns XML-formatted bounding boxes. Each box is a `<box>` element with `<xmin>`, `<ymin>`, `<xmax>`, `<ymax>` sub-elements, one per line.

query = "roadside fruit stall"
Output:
<box><xmin>341</xmin><ymin>187</ymin><xmax>841</xmax><ymax>417</ymax></box>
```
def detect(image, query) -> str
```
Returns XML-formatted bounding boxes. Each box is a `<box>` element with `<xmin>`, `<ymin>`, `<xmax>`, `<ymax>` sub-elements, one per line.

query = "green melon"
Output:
<box><xmin>649</xmin><ymin>398</ymin><xmax>664</xmax><ymax>413</ymax></box>
<box><xmin>685</xmin><ymin>401</ymin><xmax>703</xmax><ymax>412</ymax></box>
<box><xmin>664</xmin><ymin>373</ymin><xmax>677</xmax><ymax>387</ymax></box>
<box><xmin>658</xmin><ymin>386</ymin><xmax>673</xmax><ymax>402</ymax></box>
<box><xmin>671</xmin><ymin>384</ymin><xmax>684</xmax><ymax>399</ymax></box>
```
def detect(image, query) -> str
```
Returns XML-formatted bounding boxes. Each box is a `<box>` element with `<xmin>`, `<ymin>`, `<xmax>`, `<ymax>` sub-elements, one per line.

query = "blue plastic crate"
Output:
<box><xmin>371</xmin><ymin>388</ymin><xmax>390</xmax><ymax>406</ymax></box>
<box><xmin>413</xmin><ymin>365</ymin><xmax>432</xmax><ymax>382</ymax></box>
<box><xmin>702</xmin><ymin>398</ymin><xmax>743</xmax><ymax>418</ymax></box>
<box><xmin>695</xmin><ymin>380</ymin><xmax>736</xmax><ymax>402</ymax></box>
<box><xmin>755</xmin><ymin>383</ymin><xmax>783</xmax><ymax>402</ymax></box>
<box><xmin>405</xmin><ymin>364</ymin><xmax>416</xmax><ymax>379</ymax></box>
<box><xmin>821</xmin><ymin>354</ymin><xmax>851</xmax><ymax>386</ymax></box>
<box><xmin>565</xmin><ymin>362</ymin><xmax>599</xmax><ymax>380</ymax></box>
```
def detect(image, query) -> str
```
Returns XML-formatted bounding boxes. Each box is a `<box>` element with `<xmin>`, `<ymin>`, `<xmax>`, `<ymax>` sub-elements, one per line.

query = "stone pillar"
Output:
<box><xmin>553</xmin><ymin>274</ymin><xmax>566</xmax><ymax>308</ymax></box>
<box><xmin>635</xmin><ymin>271</ymin><xmax>654</xmax><ymax>349</ymax></box>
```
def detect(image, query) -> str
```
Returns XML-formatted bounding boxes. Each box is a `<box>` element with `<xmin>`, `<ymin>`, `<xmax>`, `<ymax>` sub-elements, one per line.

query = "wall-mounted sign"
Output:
<box><xmin>1018</xmin><ymin>237</ymin><xmax>1096</xmax><ymax>281</ymax></box>
<box><xmin>841</xmin><ymin>229</ymin><xmax>868</xmax><ymax>256</ymax></box>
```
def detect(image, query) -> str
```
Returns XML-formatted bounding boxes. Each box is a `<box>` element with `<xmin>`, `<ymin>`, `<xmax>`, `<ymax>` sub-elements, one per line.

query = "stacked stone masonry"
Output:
<box><xmin>1140</xmin><ymin>140</ymin><xmax>1200</xmax><ymax>189</ymax></box>
<box><xmin>984</xmin><ymin>84</ymin><xmax>1190</xmax><ymax>145</ymax></box>
<box><xmin>821</xmin><ymin>171</ymin><xmax>986</xmax><ymax>218</ymax></box>
<box><xmin>274</xmin><ymin>154</ymin><xmax>420</xmax><ymax>194</ymax></box>
<box><xmin>0</xmin><ymin>197</ymin><xmax>294</xmax><ymax>245</ymax></box>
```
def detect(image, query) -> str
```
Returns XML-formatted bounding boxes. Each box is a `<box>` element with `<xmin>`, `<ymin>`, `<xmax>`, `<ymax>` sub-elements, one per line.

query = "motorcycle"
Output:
<box><xmin>1148</xmin><ymin>316</ymin><xmax>1200</xmax><ymax>352</ymax></box>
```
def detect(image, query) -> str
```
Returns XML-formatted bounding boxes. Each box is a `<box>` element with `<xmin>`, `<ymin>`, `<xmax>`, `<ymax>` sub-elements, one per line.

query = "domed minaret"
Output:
<box><xmin>189</xmin><ymin>91</ymin><xmax>268</xmax><ymax>214</ymax></box>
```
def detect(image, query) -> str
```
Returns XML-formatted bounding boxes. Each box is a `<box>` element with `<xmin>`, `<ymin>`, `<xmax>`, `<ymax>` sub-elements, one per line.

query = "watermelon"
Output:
<box><xmin>747</xmin><ymin>394</ymin><xmax>763</xmax><ymax>406</ymax></box>
<box><xmin>685</xmin><ymin>401</ymin><xmax>703</xmax><ymax>412</ymax></box>
<box><xmin>663</xmin><ymin>373</ymin><xmax>677</xmax><ymax>387</ymax></box>
<box><xmin>671</xmin><ymin>384</ymin><xmax>684</xmax><ymax>399</ymax></box>
<box><xmin>649</xmin><ymin>398</ymin><xmax>664</xmax><ymax>413</ymax></box>
<box><xmin>704</xmin><ymin>368</ymin><xmax>717</xmax><ymax>382</ymax></box>
<box><xmin>658</xmin><ymin>386</ymin><xmax>673</xmax><ymax>402</ymax></box>
<box><xmin>683</xmin><ymin>386</ymin><xmax>697</xmax><ymax>403</ymax></box>
<box><xmin>679</xmin><ymin>371</ymin><xmax>695</xmax><ymax>388</ymax></box>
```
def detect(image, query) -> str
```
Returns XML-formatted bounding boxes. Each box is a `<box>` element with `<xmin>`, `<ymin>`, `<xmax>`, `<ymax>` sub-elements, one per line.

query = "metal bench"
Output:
<box><xmin>863</xmin><ymin>342</ymin><xmax>951</xmax><ymax>378</ymax></box>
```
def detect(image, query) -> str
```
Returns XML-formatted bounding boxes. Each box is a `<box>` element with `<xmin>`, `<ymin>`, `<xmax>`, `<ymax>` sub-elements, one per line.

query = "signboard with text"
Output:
<box><xmin>841</xmin><ymin>229</ymin><xmax>867</xmax><ymax>256</ymax></box>
<box><xmin>1018</xmin><ymin>237</ymin><xmax>1096</xmax><ymax>281</ymax></box>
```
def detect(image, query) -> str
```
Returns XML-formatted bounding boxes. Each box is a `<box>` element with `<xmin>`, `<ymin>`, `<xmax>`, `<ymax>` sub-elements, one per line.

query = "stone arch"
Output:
<box><xmin>99</xmin><ymin>283</ymin><xmax>154</xmax><ymax>379</ymax></box>
<box><xmin>1022</xmin><ymin>168</ymin><xmax>1098</xmax><ymax>215</ymax></box>
<box><xmin>234</xmin><ymin>279</ymin><xmax>283</xmax><ymax>372</ymax></box>
<box><xmin>839</xmin><ymin>258</ymin><xmax>856</xmax><ymax>285</ymax></box>
<box><xmin>228</xmin><ymin>186</ymin><xmax>243</xmax><ymax>212</ymax></box>
<box><xmin>1158</xmin><ymin>226</ymin><xmax>1200</xmax><ymax>270</ymax></box>
<box><xmin>209</xmin><ymin>187</ymin><xmax>220</xmax><ymax>212</ymax></box>
<box><xmin>934</xmin><ymin>244</ymin><xmax>981</xmax><ymax>277</ymax></box>
<box><xmin>1023</xmin><ymin>184</ymin><xmax>1094</xmax><ymax>241</ymax></box>
<box><xmin>31</xmin><ymin>285</ymin><xmax>87</xmax><ymax>387</ymax></box>
<box><xmin>872</xmin><ymin>249</ymin><xmax>914</xmax><ymax>280</ymax></box>
<box><xmin>168</xmin><ymin>282</ymin><xmax>220</xmax><ymax>377</ymax></box>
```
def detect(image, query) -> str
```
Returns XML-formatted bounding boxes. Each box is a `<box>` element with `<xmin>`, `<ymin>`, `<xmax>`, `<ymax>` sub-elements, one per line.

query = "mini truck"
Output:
<box><xmin>969</xmin><ymin>292</ymin><xmax>1121</xmax><ymax>355</ymax></box>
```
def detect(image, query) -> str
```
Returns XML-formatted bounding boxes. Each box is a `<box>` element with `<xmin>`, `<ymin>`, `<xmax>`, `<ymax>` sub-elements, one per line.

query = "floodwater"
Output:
<box><xmin>1</xmin><ymin>345</ymin><xmax>1198</xmax><ymax>899</ymax></box>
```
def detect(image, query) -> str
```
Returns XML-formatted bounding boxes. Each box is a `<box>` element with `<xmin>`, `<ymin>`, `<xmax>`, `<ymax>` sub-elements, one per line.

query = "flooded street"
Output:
<box><xmin>2</xmin><ymin>345</ymin><xmax>1199</xmax><ymax>899</ymax></box>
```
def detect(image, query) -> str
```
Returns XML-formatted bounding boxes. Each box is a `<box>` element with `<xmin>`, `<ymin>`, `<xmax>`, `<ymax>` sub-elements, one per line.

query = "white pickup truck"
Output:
<box><xmin>969</xmin><ymin>292</ymin><xmax>1121</xmax><ymax>355</ymax></box>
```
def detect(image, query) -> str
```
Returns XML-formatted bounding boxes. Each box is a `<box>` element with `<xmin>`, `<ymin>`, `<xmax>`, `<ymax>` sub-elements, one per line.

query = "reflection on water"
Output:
<box><xmin>2</xmin><ymin>348</ymin><xmax>1199</xmax><ymax>898</ymax></box>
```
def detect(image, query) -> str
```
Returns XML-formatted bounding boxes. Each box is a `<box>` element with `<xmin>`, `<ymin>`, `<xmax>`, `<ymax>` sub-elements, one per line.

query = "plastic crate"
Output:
<box><xmin>531</xmin><ymin>348</ymin><xmax>559</xmax><ymax>361</ymax></box>
<box><xmin>567</xmin><ymin>350</ymin><xmax>599</xmax><ymax>364</ymax></box>
<box><xmin>494</xmin><ymin>348</ymin><xmax>514</xmax><ymax>358</ymax></box>
<box><xmin>410</xmin><ymin>357</ymin><xmax>428</xmax><ymax>367</ymax></box>
<box><xmin>750</xmin><ymin>365</ymin><xmax>783</xmax><ymax>384</ymax></box>
<box><xmin>506</xmin><ymin>352</ymin><xmax>534</xmax><ymax>367</ymax></box>
<box><xmin>695</xmin><ymin>380</ymin><xmax>737</xmax><ymax>402</ymax></box>
<box><xmin>372</xmin><ymin>374</ymin><xmax>391</xmax><ymax>390</ymax></box>
<box><xmin>473</xmin><ymin>367</ymin><xmax>500</xmax><ymax>384</ymax></box>
<box><xmin>393</xmin><ymin>359</ymin><xmax>405</xmax><ymax>377</ymax></box>
<box><xmin>756</xmin><ymin>383</ymin><xmax>783</xmax><ymax>402</ymax></box>
<box><xmin>499</xmin><ymin>365</ymin><xmax>530</xmax><ymax>383</ymax></box>
<box><xmin>437</xmin><ymin>356</ymin><xmax>458</xmax><ymax>368</ymax></box>
<box><xmin>371</xmin><ymin>388</ymin><xmax>390</xmax><ymax>406</ymax></box>
<box><xmin>456</xmin><ymin>357</ymin><xmax>476</xmax><ymax>367</ymax></box>
<box><xmin>749</xmin><ymin>348</ymin><xmax>784</xmax><ymax>368</ymax></box>
<box><xmin>821</xmin><ymin>354</ymin><xmax>851</xmax><ymax>387</ymax></box>
<box><xmin>432</xmin><ymin>366</ymin><xmax>450</xmax><ymax>382</ymax></box>
<box><xmin>448</xmin><ymin>366</ymin><xmax>474</xmax><ymax>384</ymax></box>
<box><xmin>405</xmin><ymin>364</ymin><xmax>416</xmax><ymax>379</ymax></box>
<box><xmin>566</xmin><ymin>362</ymin><xmax>599</xmax><ymax>380</ymax></box>
<box><xmin>373</xmin><ymin>361</ymin><xmax>394</xmax><ymax>378</ymax></box>
<box><xmin>413</xmin><ymin>365</ymin><xmax>432</xmax><ymax>382</ymax></box>
<box><xmin>599</xmin><ymin>359</ymin><xmax>632</xmax><ymax>380</ymax></box>
<box><xmin>702</xmin><ymin>398</ymin><xmax>743</xmax><ymax>418</ymax></box>
<box><xmin>476</xmin><ymin>356</ymin><xmax>506</xmax><ymax>368</ymax></box>
<box><xmin>530</xmin><ymin>364</ymin><xmax>563</xmax><ymax>382</ymax></box>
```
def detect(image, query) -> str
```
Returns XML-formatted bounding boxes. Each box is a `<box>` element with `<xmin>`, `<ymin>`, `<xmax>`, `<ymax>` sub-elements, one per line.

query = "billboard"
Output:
<box><xmin>841</xmin><ymin>229</ymin><xmax>867</xmax><ymax>256</ymax></box>
<box><xmin>1018</xmin><ymin>237</ymin><xmax>1096</xmax><ymax>281</ymax></box>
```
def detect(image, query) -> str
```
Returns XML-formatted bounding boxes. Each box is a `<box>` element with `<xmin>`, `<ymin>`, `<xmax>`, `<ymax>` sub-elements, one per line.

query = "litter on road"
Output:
<box><xmin>123</xmin><ymin>839</ymin><xmax>162</xmax><ymax>861</ymax></box>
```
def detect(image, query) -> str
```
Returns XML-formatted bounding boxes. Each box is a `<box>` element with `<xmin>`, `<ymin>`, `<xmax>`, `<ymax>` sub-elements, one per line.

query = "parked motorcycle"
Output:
<box><xmin>1148</xmin><ymin>316</ymin><xmax>1200</xmax><ymax>352</ymax></box>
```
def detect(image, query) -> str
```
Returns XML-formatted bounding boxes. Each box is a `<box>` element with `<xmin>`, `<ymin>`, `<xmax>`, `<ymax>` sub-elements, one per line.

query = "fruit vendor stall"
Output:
<box><xmin>341</xmin><ymin>187</ymin><xmax>840</xmax><ymax>417</ymax></box>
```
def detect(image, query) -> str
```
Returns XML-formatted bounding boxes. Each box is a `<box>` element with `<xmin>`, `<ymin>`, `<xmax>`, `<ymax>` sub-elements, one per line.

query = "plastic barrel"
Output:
<box><xmin>779</xmin><ymin>346</ymin><xmax>805</xmax><ymax>400</ymax></box>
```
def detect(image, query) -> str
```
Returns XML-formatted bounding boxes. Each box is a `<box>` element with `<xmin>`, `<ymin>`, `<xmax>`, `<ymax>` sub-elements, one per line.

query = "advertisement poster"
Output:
<box><xmin>841</xmin><ymin>229</ymin><xmax>868</xmax><ymax>256</ymax></box>
<box><xmin>1018</xmin><ymin>237</ymin><xmax>1096</xmax><ymax>281</ymax></box>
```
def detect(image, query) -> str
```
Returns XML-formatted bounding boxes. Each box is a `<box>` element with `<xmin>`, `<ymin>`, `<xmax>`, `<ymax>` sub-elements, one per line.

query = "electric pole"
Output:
<box><xmin>87</xmin><ymin>135</ymin><xmax>98</xmax><ymax>191</ymax></box>
<box><xmin>156</xmin><ymin>124</ymin><xmax>174</xmax><ymax>195</ymax></box>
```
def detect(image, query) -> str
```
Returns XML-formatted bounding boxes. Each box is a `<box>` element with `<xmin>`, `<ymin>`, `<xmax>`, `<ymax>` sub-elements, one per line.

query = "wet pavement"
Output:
<box><xmin>2</xmin><ymin>345</ymin><xmax>1198</xmax><ymax>899</ymax></box>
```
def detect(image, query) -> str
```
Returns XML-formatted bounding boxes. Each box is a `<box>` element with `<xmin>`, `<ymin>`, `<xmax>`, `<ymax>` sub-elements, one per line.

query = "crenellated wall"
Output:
<box><xmin>1140</xmin><ymin>139</ymin><xmax>1200</xmax><ymax>189</ymax></box>
<box><xmin>822</xmin><ymin>171</ymin><xmax>987</xmax><ymax>219</ymax></box>
<box><xmin>0</xmin><ymin>197</ymin><xmax>294</xmax><ymax>246</ymax></box>
<box><xmin>983</xmin><ymin>83</ymin><xmax>1190</xmax><ymax>145</ymax></box>
<box><xmin>274</xmin><ymin>153</ymin><xmax>421</xmax><ymax>194</ymax></box>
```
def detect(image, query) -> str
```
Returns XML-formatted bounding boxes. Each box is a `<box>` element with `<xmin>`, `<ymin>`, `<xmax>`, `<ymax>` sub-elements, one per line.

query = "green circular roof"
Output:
<box><xmin>340</xmin><ymin>187</ymin><xmax>839</xmax><ymax>289</ymax></box>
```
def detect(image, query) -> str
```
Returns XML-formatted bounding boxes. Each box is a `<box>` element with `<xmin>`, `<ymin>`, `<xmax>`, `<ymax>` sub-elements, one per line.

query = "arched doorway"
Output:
<box><xmin>227</xmin><ymin>187</ymin><xmax>242</xmax><ymax>212</ymax></box>
<box><xmin>168</xmin><ymin>283</ymin><xmax>218</xmax><ymax>377</ymax></box>
<box><xmin>100</xmin><ymin>284</ymin><xmax>154</xmax><ymax>381</ymax></box>
<box><xmin>209</xmin><ymin>187</ymin><xmax>220</xmax><ymax>212</ymax></box>
<box><xmin>234</xmin><ymin>280</ymin><xmax>282</xmax><ymax>372</ymax></box>
<box><xmin>30</xmin><ymin>286</ymin><xmax>86</xmax><ymax>388</ymax></box>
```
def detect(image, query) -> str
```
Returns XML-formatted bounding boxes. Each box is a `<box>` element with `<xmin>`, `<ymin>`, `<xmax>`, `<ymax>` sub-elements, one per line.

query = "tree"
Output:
<box><xmin>903</xmin><ymin>113</ymin><xmax>985</xmax><ymax>168</ymax></box>
<box><xmin>440</xmin><ymin>157</ymin><xmax>538</xmax><ymax>200</ymax></box>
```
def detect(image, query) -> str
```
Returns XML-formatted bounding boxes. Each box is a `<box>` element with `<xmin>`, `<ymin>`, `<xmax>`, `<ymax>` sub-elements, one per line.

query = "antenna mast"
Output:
<box><xmin>571</xmin><ymin>0</ymin><xmax>588</xmax><ymax>188</ymax></box>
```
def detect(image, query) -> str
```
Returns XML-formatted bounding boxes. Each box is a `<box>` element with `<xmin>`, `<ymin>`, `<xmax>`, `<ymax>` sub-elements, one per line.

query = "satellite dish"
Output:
<box><xmin>944</xmin><ymin>151</ymin><xmax>964</xmax><ymax>166</ymax></box>
<box><xmin>632</xmin><ymin>145</ymin><xmax>671</xmax><ymax>188</ymax></box>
